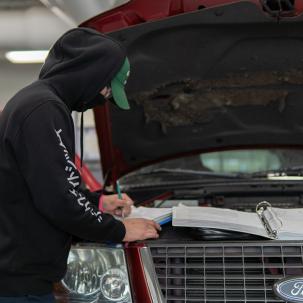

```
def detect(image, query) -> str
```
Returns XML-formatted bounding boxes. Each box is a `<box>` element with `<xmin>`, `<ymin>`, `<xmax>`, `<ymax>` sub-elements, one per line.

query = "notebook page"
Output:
<box><xmin>271</xmin><ymin>207</ymin><xmax>303</xmax><ymax>239</ymax></box>
<box><xmin>129</xmin><ymin>206</ymin><xmax>171</xmax><ymax>219</ymax></box>
<box><xmin>173</xmin><ymin>206</ymin><xmax>268</xmax><ymax>238</ymax></box>
<box><xmin>119</xmin><ymin>206</ymin><xmax>172</xmax><ymax>224</ymax></box>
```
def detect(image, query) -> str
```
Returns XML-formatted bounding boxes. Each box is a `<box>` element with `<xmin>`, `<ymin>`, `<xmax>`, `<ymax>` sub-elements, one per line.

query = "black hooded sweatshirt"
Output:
<box><xmin>0</xmin><ymin>28</ymin><xmax>127</xmax><ymax>296</ymax></box>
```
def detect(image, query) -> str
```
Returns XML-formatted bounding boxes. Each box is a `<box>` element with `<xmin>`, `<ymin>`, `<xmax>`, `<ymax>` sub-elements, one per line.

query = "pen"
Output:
<box><xmin>116</xmin><ymin>180</ymin><xmax>124</xmax><ymax>218</ymax></box>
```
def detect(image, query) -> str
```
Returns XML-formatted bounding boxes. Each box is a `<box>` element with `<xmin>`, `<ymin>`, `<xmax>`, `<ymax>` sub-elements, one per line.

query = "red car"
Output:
<box><xmin>54</xmin><ymin>1</ymin><xmax>303</xmax><ymax>302</ymax></box>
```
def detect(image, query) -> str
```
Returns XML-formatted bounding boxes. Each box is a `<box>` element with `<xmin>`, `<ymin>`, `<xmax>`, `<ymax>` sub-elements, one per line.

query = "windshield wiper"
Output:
<box><xmin>130</xmin><ymin>167</ymin><xmax>303</xmax><ymax>181</ymax></box>
<box><xmin>251</xmin><ymin>166</ymin><xmax>303</xmax><ymax>178</ymax></box>
<box><xmin>133</xmin><ymin>168</ymin><xmax>246</xmax><ymax>179</ymax></box>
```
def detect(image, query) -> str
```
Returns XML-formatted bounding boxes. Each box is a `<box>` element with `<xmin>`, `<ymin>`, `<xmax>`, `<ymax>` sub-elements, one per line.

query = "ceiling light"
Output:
<box><xmin>5</xmin><ymin>50</ymin><xmax>49</xmax><ymax>64</ymax></box>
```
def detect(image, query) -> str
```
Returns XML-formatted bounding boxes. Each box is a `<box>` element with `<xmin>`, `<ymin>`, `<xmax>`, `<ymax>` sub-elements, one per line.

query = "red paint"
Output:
<box><xmin>75</xmin><ymin>154</ymin><xmax>102</xmax><ymax>191</ymax></box>
<box><xmin>93</xmin><ymin>105</ymin><xmax>114</xmax><ymax>184</ymax></box>
<box><xmin>295</xmin><ymin>0</ymin><xmax>303</xmax><ymax>14</ymax></box>
<box><xmin>82</xmin><ymin>0</ymin><xmax>303</xmax><ymax>33</ymax></box>
<box><xmin>81</xmin><ymin>0</ymin><xmax>264</xmax><ymax>32</ymax></box>
<box><xmin>124</xmin><ymin>243</ymin><xmax>152</xmax><ymax>303</ymax></box>
<box><xmin>140</xmin><ymin>191</ymin><xmax>174</xmax><ymax>207</ymax></box>
<box><xmin>93</xmin><ymin>105</ymin><xmax>129</xmax><ymax>185</ymax></box>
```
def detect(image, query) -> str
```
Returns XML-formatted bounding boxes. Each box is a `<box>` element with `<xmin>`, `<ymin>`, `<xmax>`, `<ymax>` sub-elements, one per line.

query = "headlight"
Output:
<box><xmin>100</xmin><ymin>268</ymin><xmax>129</xmax><ymax>301</ymax></box>
<box><xmin>55</xmin><ymin>244</ymin><xmax>132</xmax><ymax>303</ymax></box>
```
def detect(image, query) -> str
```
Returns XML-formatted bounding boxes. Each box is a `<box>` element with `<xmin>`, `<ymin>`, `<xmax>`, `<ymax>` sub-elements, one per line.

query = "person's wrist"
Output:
<box><xmin>98</xmin><ymin>194</ymin><xmax>105</xmax><ymax>212</ymax></box>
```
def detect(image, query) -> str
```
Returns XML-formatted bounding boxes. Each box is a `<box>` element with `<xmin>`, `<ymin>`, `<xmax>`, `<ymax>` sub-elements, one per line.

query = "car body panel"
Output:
<box><xmin>82</xmin><ymin>1</ymin><xmax>303</xmax><ymax>183</ymax></box>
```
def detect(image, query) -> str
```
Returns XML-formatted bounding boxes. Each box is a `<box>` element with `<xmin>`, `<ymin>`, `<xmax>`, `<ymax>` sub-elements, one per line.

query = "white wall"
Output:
<box><xmin>0</xmin><ymin>61</ymin><xmax>42</xmax><ymax>108</ymax></box>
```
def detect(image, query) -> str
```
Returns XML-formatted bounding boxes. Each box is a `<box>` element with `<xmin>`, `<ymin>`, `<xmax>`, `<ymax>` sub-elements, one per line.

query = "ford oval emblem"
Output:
<box><xmin>274</xmin><ymin>276</ymin><xmax>303</xmax><ymax>302</ymax></box>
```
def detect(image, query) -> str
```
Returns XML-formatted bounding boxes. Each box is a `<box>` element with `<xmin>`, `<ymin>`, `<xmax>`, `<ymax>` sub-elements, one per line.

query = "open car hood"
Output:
<box><xmin>82</xmin><ymin>1</ymin><xmax>303</xmax><ymax>182</ymax></box>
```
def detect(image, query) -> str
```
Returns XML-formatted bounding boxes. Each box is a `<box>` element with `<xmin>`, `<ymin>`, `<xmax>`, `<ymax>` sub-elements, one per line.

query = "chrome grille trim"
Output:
<box><xmin>148</xmin><ymin>241</ymin><xmax>303</xmax><ymax>302</ymax></box>
<box><xmin>140</xmin><ymin>246</ymin><xmax>165</xmax><ymax>303</ymax></box>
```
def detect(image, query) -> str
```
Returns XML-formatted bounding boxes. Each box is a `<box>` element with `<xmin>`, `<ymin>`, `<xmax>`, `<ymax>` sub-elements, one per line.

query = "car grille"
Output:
<box><xmin>148</xmin><ymin>241</ymin><xmax>303</xmax><ymax>302</ymax></box>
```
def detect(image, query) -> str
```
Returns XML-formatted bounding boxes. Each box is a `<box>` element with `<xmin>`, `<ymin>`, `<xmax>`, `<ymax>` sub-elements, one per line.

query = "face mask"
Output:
<box><xmin>76</xmin><ymin>93</ymin><xmax>107</xmax><ymax>112</ymax></box>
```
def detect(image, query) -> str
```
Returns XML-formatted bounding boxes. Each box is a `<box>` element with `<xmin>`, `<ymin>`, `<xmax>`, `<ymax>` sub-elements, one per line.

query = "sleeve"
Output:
<box><xmin>14</xmin><ymin>101</ymin><xmax>125</xmax><ymax>242</ymax></box>
<box><xmin>79</xmin><ymin>185</ymin><xmax>103</xmax><ymax>208</ymax></box>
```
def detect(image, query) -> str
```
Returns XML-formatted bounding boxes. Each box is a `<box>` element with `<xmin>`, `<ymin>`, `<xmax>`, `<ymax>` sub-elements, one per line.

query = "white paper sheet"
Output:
<box><xmin>172</xmin><ymin>206</ymin><xmax>268</xmax><ymax>238</ymax></box>
<box><xmin>120</xmin><ymin>206</ymin><xmax>172</xmax><ymax>224</ymax></box>
<box><xmin>271</xmin><ymin>207</ymin><xmax>303</xmax><ymax>239</ymax></box>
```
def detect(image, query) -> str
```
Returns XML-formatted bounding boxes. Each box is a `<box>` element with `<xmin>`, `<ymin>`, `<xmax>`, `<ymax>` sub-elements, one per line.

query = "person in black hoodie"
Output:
<box><xmin>0</xmin><ymin>27</ymin><xmax>160</xmax><ymax>303</ymax></box>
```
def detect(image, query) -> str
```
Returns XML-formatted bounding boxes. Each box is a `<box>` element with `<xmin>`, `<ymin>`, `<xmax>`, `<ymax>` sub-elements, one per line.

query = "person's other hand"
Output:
<box><xmin>122</xmin><ymin>218</ymin><xmax>161</xmax><ymax>242</ymax></box>
<box><xmin>102</xmin><ymin>193</ymin><xmax>133</xmax><ymax>217</ymax></box>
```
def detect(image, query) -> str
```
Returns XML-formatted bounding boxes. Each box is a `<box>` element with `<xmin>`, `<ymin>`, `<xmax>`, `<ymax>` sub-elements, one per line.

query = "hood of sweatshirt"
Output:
<box><xmin>39</xmin><ymin>27</ymin><xmax>126</xmax><ymax>112</ymax></box>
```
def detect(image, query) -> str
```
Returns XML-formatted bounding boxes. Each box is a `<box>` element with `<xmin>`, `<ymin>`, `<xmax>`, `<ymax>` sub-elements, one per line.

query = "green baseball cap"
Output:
<box><xmin>111</xmin><ymin>58</ymin><xmax>130</xmax><ymax>110</ymax></box>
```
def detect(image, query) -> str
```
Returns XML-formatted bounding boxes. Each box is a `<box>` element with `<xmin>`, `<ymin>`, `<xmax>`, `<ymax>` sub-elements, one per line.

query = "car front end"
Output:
<box><xmin>55</xmin><ymin>1</ymin><xmax>303</xmax><ymax>302</ymax></box>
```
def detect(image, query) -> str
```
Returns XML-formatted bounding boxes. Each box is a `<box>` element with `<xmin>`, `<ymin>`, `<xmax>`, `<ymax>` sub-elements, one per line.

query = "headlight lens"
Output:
<box><xmin>100</xmin><ymin>268</ymin><xmax>129</xmax><ymax>301</ymax></box>
<box><xmin>56</xmin><ymin>245</ymin><xmax>132</xmax><ymax>303</ymax></box>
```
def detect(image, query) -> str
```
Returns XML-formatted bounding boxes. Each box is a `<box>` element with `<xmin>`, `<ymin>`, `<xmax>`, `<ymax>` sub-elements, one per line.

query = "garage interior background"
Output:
<box><xmin>0</xmin><ymin>0</ymin><xmax>127</xmax><ymax>182</ymax></box>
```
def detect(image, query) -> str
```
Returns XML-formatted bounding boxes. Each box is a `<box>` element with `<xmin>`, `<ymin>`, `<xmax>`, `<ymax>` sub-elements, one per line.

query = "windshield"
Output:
<box><xmin>121</xmin><ymin>148</ymin><xmax>303</xmax><ymax>183</ymax></box>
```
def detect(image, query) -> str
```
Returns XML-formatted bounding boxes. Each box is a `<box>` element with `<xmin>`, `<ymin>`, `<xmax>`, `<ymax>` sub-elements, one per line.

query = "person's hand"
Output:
<box><xmin>102</xmin><ymin>193</ymin><xmax>133</xmax><ymax>217</ymax></box>
<box><xmin>122</xmin><ymin>218</ymin><xmax>161</xmax><ymax>242</ymax></box>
